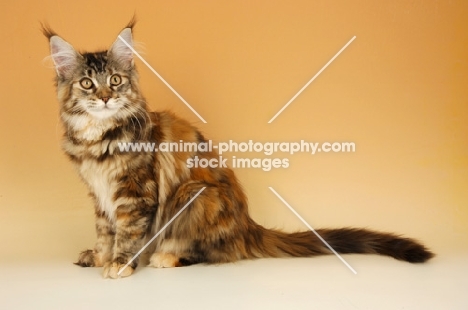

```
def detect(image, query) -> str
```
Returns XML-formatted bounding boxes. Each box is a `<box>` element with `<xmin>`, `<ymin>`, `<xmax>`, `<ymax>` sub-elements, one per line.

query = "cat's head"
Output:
<box><xmin>44</xmin><ymin>23</ymin><xmax>146</xmax><ymax>132</ymax></box>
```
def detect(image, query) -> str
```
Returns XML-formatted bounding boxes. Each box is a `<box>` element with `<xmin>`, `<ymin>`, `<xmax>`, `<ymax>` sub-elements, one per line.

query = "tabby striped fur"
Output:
<box><xmin>43</xmin><ymin>22</ymin><xmax>433</xmax><ymax>278</ymax></box>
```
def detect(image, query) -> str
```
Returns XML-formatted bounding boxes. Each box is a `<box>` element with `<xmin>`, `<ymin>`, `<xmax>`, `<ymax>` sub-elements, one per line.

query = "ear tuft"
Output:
<box><xmin>125</xmin><ymin>15</ymin><xmax>137</xmax><ymax>30</ymax></box>
<box><xmin>41</xmin><ymin>22</ymin><xmax>57</xmax><ymax>39</ymax></box>
<box><xmin>108</xmin><ymin>28</ymin><xmax>134</xmax><ymax>70</ymax></box>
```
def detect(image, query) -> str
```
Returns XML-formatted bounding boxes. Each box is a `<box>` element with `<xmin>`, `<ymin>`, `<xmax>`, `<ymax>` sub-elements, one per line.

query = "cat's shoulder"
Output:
<box><xmin>149</xmin><ymin>110</ymin><xmax>198</xmax><ymax>129</ymax></box>
<box><xmin>148</xmin><ymin>110</ymin><xmax>202</xmax><ymax>141</ymax></box>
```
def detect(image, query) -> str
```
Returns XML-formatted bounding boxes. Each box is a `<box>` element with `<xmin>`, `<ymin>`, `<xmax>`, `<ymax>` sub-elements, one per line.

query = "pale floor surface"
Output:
<box><xmin>1</xmin><ymin>254</ymin><xmax>467</xmax><ymax>310</ymax></box>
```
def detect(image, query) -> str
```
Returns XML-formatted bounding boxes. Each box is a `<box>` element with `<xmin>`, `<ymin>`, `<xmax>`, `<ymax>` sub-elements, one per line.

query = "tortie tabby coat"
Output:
<box><xmin>43</xmin><ymin>21</ymin><xmax>433</xmax><ymax>278</ymax></box>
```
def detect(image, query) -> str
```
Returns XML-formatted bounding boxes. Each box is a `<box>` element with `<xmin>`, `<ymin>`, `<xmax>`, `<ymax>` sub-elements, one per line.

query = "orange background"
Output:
<box><xmin>0</xmin><ymin>0</ymin><xmax>467</xmax><ymax>263</ymax></box>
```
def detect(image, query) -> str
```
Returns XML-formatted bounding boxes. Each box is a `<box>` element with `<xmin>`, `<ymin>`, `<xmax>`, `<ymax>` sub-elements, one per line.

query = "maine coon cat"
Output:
<box><xmin>43</xmin><ymin>22</ymin><xmax>434</xmax><ymax>279</ymax></box>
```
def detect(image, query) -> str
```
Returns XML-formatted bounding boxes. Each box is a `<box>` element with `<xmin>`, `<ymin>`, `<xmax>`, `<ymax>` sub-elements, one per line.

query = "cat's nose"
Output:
<box><xmin>101</xmin><ymin>97</ymin><xmax>110</xmax><ymax>104</ymax></box>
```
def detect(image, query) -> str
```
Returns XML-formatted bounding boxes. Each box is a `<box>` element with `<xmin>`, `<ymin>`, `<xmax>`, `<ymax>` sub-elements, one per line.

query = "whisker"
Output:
<box><xmin>122</xmin><ymin>105</ymin><xmax>147</xmax><ymax>141</ymax></box>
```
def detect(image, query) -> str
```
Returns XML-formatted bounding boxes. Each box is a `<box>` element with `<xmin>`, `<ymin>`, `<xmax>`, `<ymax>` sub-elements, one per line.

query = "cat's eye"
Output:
<box><xmin>110</xmin><ymin>74</ymin><xmax>122</xmax><ymax>86</ymax></box>
<box><xmin>80</xmin><ymin>78</ymin><xmax>94</xmax><ymax>89</ymax></box>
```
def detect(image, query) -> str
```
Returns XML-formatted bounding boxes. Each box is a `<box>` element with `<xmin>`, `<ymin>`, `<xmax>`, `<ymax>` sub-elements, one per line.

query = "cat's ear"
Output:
<box><xmin>48</xmin><ymin>35</ymin><xmax>80</xmax><ymax>79</ymax></box>
<box><xmin>108</xmin><ymin>28</ymin><xmax>134</xmax><ymax>70</ymax></box>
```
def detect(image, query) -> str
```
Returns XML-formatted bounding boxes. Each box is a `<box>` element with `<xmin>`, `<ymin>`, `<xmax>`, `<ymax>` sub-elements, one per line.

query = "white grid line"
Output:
<box><xmin>115</xmin><ymin>32</ymin><xmax>358</xmax><ymax>276</ymax></box>
<box><xmin>118</xmin><ymin>187</ymin><xmax>206</xmax><ymax>276</ymax></box>
<box><xmin>268</xmin><ymin>186</ymin><xmax>357</xmax><ymax>274</ymax></box>
<box><xmin>118</xmin><ymin>35</ymin><xmax>207</xmax><ymax>124</ymax></box>
<box><xmin>268</xmin><ymin>36</ymin><xmax>356</xmax><ymax>123</ymax></box>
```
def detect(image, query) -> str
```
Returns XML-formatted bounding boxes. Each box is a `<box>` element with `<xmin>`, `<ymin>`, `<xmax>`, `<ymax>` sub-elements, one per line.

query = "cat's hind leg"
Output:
<box><xmin>148</xmin><ymin>238</ymin><xmax>199</xmax><ymax>268</ymax></box>
<box><xmin>148</xmin><ymin>182</ymin><xmax>212</xmax><ymax>268</ymax></box>
<box><xmin>149</xmin><ymin>252</ymin><xmax>182</xmax><ymax>268</ymax></box>
<box><xmin>148</xmin><ymin>181</ymin><xmax>242</xmax><ymax>268</ymax></box>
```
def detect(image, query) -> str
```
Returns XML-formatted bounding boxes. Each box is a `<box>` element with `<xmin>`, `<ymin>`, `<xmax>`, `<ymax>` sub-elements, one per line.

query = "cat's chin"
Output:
<box><xmin>87</xmin><ymin>107</ymin><xmax>120</xmax><ymax>120</ymax></box>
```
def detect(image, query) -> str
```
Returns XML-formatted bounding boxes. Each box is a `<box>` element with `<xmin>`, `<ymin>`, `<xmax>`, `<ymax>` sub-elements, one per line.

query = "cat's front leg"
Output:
<box><xmin>102</xmin><ymin>200</ymin><xmax>155</xmax><ymax>279</ymax></box>
<box><xmin>75</xmin><ymin>210</ymin><xmax>114</xmax><ymax>267</ymax></box>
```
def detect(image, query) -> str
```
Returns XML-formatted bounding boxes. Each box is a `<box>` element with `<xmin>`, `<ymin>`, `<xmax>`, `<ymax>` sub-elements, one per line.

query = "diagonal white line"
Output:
<box><xmin>118</xmin><ymin>35</ymin><xmax>207</xmax><ymax>124</ymax></box>
<box><xmin>268</xmin><ymin>186</ymin><xmax>357</xmax><ymax>274</ymax></box>
<box><xmin>118</xmin><ymin>186</ymin><xmax>206</xmax><ymax>276</ymax></box>
<box><xmin>268</xmin><ymin>36</ymin><xmax>356</xmax><ymax>123</ymax></box>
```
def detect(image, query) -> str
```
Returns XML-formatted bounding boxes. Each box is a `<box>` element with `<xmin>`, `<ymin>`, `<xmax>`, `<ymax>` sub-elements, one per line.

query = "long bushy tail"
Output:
<box><xmin>248</xmin><ymin>224</ymin><xmax>434</xmax><ymax>263</ymax></box>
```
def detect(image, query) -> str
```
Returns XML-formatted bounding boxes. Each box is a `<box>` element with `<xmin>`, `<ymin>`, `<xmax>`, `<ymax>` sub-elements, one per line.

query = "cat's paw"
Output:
<box><xmin>102</xmin><ymin>262</ymin><xmax>134</xmax><ymax>279</ymax></box>
<box><xmin>75</xmin><ymin>249</ymin><xmax>97</xmax><ymax>267</ymax></box>
<box><xmin>74</xmin><ymin>249</ymin><xmax>109</xmax><ymax>267</ymax></box>
<box><xmin>149</xmin><ymin>252</ymin><xmax>181</xmax><ymax>268</ymax></box>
